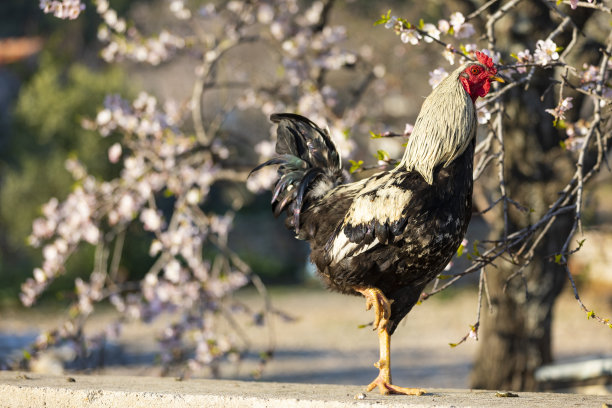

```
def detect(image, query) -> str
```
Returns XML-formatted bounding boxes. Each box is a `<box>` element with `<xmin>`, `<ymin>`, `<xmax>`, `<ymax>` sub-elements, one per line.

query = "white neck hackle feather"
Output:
<box><xmin>400</xmin><ymin>63</ymin><xmax>478</xmax><ymax>184</ymax></box>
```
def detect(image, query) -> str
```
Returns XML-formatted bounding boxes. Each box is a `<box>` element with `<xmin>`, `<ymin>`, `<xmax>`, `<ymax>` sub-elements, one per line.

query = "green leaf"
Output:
<box><xmin>349</xmin><ymin>159</ymin><xmax>363</xmax><ymax>173</ymax></box>
<box><xmin>576</xmin><ymin>238</ymin><xmax>586</xmax><ymax>249</ymax></box>
<box><xmin>472</xmin><ymin>240</ymin><xmax>480</xmax><ymax>257</ymax></box>
<box><xmin>357</xmin><ymin>323</ymin><xmax>369</xmax><ymax>329</ymax></box>
<box><xmin>370</xmin><ymin>131</ymin><xmax>381</xmax><ymax>139</ymax></box>
<box><xmin>559</xmin><ymin>140</ymin><xmax>567</xmax><ymax>150</ymax></box>
<box><xmin>449</xmin><ymin>343</ymin><xmax>457</xmax><ymax>348</ymax></box>
<box><xmin>555</xmin><ymin>46</ymin><xmax>564</xmax><ymax>52</ymax></box>
<box><xmin>457</xmin><ymin>243</ymin><xmax>465</xmax><ymax>257</ymax></box>
<box><xmin>556</xmin><ymin>0</ymin><xmax>563</xmax><ymax>4</ymax></box>
<box><xmin>374</xmin><ymin>9</ymin><xmax>392</xmax><ymax>26</ymax></box>
<box><xmin>554</xmin><ymin>254</ymin><xmax>562</xmax><ymax>264</ymax></box>
<box><xmin>23</xmin><ymin>350</ymin><xmax>31</xmax><ymax>360</ymax></box>
<box><xmin>375</xmin><ymin>149</ymin><xmax>389</xmax><ymax>161</ymax></box>
<box><xmin>510</xmin><ymin>53</ymin><xmax>519</xmax><ymax>60</ymax></box>
<box><xmin>587</xmin><ymin>310</ymin><xmax>595</xmax><ymax>319</ymax></box>
<box><xmin>418</xmin><ymin>18</ymin><xmax>425</xmax><ymax>29</ymax></box>
<box><xmin>437</xmin><ymin>274</ymin><xmax>452</xmax><ymax>280</ymax></box>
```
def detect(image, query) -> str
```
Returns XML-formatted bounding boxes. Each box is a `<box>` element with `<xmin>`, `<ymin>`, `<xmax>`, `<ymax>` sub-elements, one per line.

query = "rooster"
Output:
<box><xmin>251</xmin><ymin>51</ymin><xmax>503</xmax><ymax>395</ymax></box>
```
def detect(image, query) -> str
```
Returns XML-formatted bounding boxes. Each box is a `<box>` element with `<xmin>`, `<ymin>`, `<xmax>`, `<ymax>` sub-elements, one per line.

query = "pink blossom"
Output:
<box><xmin>108</xmin><ymin>143</ymin><xmax>122</xmax><ymax>163</ymax></box>
<box><xmin>514</xmin><ymin>49</ymin><xmax>532</xmax><ymax>73</ymax></box>
<box><xmin>545</xmin><ymin>97</ymin><xmax>573</xmax><ymax>121</ymax></box>
<box><xmin>404</xmin><ymin>123</ymin><xmax>414</xmax><ymax>136</ymax></box>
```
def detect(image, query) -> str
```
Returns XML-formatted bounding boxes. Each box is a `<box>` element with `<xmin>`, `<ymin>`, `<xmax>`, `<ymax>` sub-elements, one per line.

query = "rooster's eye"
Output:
<box><xmin>470</xmin><ymin>66</ymin><xmax>480</xmax><ymax>75</ymax></box>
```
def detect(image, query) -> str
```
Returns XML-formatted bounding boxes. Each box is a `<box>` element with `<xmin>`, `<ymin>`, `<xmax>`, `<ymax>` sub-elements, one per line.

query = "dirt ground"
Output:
<box><xmin>0</xmin><ymin>285</ymin><xmax>610</xmax><ymax>391</ymax></box>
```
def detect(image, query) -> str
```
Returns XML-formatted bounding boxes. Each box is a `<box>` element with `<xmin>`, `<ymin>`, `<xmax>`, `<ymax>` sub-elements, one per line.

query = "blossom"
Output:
<box><xmin>545</xmin><ymin>97</ymin><xmax>573</xmax><ymax>121</ymax></box>
<box><xmin>108</xmin><ymin>143</ymin><xmax>122</xmax><ymax>163</ymax></box>
<box><xmin>449</xmin><ymin>12</ymin><xmax>475</xmax><ymax>39</ymax></box>
<box><xmin>39</xmin><ymin>0</ymin><xmax>85</xmax><ymax>20</ymax></box>
<box><xmin>422</xmin><ymin>23</ymin><xmax>440</xmax><ymax>43</ymax></box>
<box><xmin>437</xmin><ymin>19</ymin><xmax>451</xmax><ymax>34</ymax></box>
<box><xmin>384</xmin><ymin>16</ymin><xmax>398</xmax><ymax>29</ymax></box>
<box><xmin>580</xmin><ymin>63</ymin><xmax>599</xmax><ymax>83</ymax></box>
<box><xmin>564</xmin><ymin>119</ymin><xmax>589</xmax><ymax>151</ymax></box>
<box><xmin>169</xmin><ymin>0</ymin><xmax>191</xmax><ymax>20</ymax></box>
<box><xmin>400</xmin><ymin>28</ymin><xmax>421</xmax><ymax>45</ymax></box>
<box><xmin>514</xmin><ymin>49</ymin><xmax>533</xmax><ymax>73</ymax></box>
<box><xmin>141</xmin><ymin>208</ymin><xmax>162</xmax><ymax>231</ymax></box>
<box><xmin>442</xmin><ymin>45</ymin><xmax>455</xmax><ymax>65</ymax></box>
<box><xmin>480</xmin><ymin>48</ymin><xmax>501</xmax><ymax>64</ymax></box>
<box><xmin>476</xmin><ymin>102</ymin><xmax>491</xmax><ymax>124</ymax></box>
<box><xmin>404</xmin><ymin>123</ymin><xmax>414</xmax><ymax>136</ymax></box>
<box><xmin>257</xmin><ymin>3</ymin><xmax>274</xmax><ymax>24</ymax></box>
<box><xmin>428</xmin><ymin>67</ymin><xmax>449</xmax><ymax>89</ymax></box>
<box><xmin>164</xmin><ymin>260</ymin><xmax>182</xmax><ymax>283</ymax></box>
<box><xmin>534</xmin><ymin>39</ymin><xmax>560</xmax><ymax>65</ymax></box>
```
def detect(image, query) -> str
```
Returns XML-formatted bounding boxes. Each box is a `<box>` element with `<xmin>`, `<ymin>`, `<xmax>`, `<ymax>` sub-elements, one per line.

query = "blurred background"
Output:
<box><xmin>0</xmin><ymin>0</ymin><xmax>611</xmax><ymax>395</ymax></box>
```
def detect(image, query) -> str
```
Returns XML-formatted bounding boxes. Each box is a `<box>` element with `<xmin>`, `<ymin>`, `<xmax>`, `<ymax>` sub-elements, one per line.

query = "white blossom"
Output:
<box><xmin>108</xmin><ymin>143</ymin><xmax>122</xmax><ymax>163</ymax></box>
<box><xmin>400</xmin><ymin>29</ymin><xmax>421</xmax><ymax>45</ymax></box>
<box><xmin>534</xmin><ymin>39</ymin><xmax>559</xmax><ymax>65</ymax></box>
<box><xmin>141</xmin><ymin>208</ymin><xmax>162</xmax><ymax>231</ymax></box>
<box><xmin>476</xmin><ymin>102</ymin><xmax>491</xmax><ymax>124</ymax></box>
<box><xmin>437</xmin><ymin>19</ymin><xmax>450</xmax><ymax>34</ymax></box>
<box><xmin>442</xmin><ymin>45</ymin><xmax>455</xmax><ymax>65</ymax></box>
<box><xmin>428</xmin><ymin>67</ymin><xmax>449</xmax><ymax>89</ymax></box>
<box><xmin>40</xmin><ymin>0</ymin><xmax>85</xmax><ymax>20</ymax></box>
<box><xmin>422</xmin><ymin>23</ymin><xmax>440</xmax><ymax>43</ymax></box>
<box><xmin>449</xmin><ymin>12</ymin><xmax>475</xmax><ymax>39</ymax></box>
<box><xmin>164</xmin><ymin>260</ymin><xmax>182</xmax><ymax>284</ymax></box>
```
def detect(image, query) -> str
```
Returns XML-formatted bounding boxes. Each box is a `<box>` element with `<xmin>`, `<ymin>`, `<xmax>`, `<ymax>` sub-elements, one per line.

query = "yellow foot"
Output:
<box><xmin>366</xmin><ymin>375</ymin><xmax>426</xmax><ymax>396</ymax></box>
<box><xmin>355</xmin><ymin>287</ymin><xmax>392</xmax><ymax>331</ymax></box>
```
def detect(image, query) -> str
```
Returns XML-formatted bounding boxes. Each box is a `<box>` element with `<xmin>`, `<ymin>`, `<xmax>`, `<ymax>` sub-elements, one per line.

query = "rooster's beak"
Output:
<box><xmin>490</xmin><ymin>75</ymin><xmax>505</xmax><ymax>83</ymax></box>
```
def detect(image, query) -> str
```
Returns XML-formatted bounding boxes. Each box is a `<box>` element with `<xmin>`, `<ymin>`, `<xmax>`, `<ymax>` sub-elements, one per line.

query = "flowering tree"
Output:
<box><xmin>25</xmin><ymin>0</ymin><xmax>383</xmax><ymax>377</ymax></box>
<box><xmin>26</xmin><ymin>0</ymin><xmax>612</xmax><ymax>390</ymax></box>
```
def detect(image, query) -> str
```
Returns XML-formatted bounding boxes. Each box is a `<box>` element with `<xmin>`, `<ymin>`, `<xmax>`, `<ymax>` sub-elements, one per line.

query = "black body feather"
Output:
<box><xmin>252</xmin><ymin>113</ymin><xmax>474</xmax><ymax>335</ymax></box>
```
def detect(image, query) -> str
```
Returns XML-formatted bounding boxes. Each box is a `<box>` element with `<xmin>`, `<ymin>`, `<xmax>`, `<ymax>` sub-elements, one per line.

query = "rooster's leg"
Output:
<box><xmin>356</xmin><ymin>287</ymin><xmax>426</xmax><ymax>396</ymax></box>
<box><xmin>355</xmin><ymin>287</ymin><xmax>391</xmax><ymax>331</ymax></box>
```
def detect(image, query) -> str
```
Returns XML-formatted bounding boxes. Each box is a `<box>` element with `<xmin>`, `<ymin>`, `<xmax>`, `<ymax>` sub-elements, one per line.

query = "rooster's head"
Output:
<box><xmin>460</xmin><ymin>51</ymin><xmax>504</xmax><ymax>102</ymax></box>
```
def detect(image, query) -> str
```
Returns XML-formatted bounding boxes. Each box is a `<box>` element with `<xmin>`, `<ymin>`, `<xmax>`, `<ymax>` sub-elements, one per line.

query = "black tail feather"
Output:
<box><xmin>251</xmin><ymin>113</ymin><xmax>345</xmax><ymax>234</ymax></box>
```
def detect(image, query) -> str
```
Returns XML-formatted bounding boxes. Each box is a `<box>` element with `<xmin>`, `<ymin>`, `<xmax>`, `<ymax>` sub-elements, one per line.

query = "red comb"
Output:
<box><xmin>475</xmin><ymin>51</ymin><xmax>496</xmax><ymax>74</ymax></box>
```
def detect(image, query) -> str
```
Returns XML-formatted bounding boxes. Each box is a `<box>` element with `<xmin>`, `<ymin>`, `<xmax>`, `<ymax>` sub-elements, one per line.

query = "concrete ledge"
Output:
<box><xmin>0</xmin><ymin>371</ymin><xmax>610</xmax><ymax>408</ymax></box>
